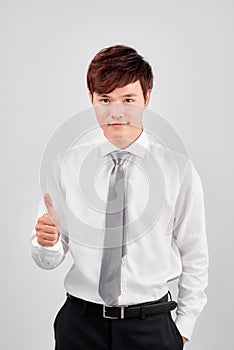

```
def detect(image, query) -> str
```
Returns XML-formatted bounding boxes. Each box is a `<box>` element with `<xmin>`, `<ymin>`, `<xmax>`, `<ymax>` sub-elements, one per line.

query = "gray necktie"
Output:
<box><xmin>98</xmin><ymin>150</ymin><xmax>131</xmax><ymax>305</ymax></box>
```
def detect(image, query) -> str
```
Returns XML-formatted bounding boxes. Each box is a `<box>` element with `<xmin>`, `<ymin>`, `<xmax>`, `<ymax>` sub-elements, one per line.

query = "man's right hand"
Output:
<box><xmin>35</xmin><ymin>193</ymin><xmax>61</xmax><ymax>247</ymax></box>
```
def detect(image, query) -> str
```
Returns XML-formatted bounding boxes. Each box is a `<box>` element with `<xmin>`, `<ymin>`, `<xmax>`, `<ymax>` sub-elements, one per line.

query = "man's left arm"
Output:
<box><xmin>173</xmin><ymin>160</ymin><xmax>209</xmax><ymax>342</ymax></box>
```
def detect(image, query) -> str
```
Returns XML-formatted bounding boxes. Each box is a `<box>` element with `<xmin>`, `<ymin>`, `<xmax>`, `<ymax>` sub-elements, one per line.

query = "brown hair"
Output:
<box><xmin>87</xmin><ymin>45</ymin><xmax>154</xmax><ymax>102</ymax></box>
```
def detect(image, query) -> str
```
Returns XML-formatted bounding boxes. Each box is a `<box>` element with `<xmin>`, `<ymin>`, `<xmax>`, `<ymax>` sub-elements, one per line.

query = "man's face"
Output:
<box><xmin>89</xmin><ymin>80</ymin><xmax>151</xmax><ymax>145</ymax></box>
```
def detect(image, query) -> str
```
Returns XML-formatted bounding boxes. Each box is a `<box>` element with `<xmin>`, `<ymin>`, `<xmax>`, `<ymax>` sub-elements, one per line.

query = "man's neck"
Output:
<box><xmin>105</xmin><ymin>126</ymin><xmax>143</xmax><ymax>150</ymax></box>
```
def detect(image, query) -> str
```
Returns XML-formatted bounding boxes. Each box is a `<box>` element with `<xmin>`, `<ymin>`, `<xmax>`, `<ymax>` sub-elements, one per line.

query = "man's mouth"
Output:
<box><xmin>108</xmin><ymin>122</ymin><xmax>129</xmax><ymax>128</ymax></box>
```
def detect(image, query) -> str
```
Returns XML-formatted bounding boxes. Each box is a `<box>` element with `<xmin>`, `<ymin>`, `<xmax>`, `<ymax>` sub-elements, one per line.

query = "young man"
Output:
<box><xmin>31</xmin><ymin>45</ymin><xmax>209</xmax><ymax>349</ymax></box>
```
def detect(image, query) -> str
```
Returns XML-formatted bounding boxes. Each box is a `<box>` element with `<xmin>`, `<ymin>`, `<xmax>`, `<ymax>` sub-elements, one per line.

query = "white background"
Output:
<box><xmin>1</xmin><ymin>0</ymin><xmax>233</xmax><ymax>349</ymax></box>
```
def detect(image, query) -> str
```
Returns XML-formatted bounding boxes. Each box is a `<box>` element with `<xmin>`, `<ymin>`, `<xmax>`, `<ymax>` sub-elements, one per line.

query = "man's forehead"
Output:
<box><xmin>94</xmin><ymin>80</ymin><xmax>142</xmax><ymax>97</ymax></box>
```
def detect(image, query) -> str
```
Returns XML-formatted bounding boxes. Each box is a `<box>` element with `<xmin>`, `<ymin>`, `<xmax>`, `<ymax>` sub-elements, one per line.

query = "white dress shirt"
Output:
<box><xmin>30</xmin><ymin>127</ymin><xmax>209</xmax><ymax>340</ymax></box>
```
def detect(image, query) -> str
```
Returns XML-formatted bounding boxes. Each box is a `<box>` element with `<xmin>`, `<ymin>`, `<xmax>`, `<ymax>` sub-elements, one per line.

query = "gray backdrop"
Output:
<box><xmin>1</xmin><ymin>0</ymin><xmax>233</xmax><ymax>349</ymax></box>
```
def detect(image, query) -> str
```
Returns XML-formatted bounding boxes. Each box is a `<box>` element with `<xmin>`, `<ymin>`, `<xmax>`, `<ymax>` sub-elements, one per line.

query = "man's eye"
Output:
<box><xmin>100</xmin><ymin>98</ymin><xmax>110</xmax><ymax>103</ymax></box>
<box><xmin>125</xmin><ymin>98</ymin><xmax>133</xmax><ymax>103</ymax></box>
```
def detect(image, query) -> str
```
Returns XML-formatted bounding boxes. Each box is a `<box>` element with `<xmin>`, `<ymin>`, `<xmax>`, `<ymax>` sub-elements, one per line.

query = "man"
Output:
<box><xmin>31</xmin><ymin>45</ymin><xmax>209</xmax><ymax>349</ymax></box>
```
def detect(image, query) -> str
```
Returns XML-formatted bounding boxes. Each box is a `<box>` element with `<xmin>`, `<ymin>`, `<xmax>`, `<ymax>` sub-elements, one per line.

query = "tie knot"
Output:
<box><xmin>110</xmin><ymin>150</ymin><xmax>131</xmax><ymax>165</ymax></box>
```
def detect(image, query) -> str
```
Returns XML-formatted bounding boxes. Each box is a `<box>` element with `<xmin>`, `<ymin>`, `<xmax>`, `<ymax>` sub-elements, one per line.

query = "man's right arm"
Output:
<box><xmin>30</xmin><ymin>194</ymin><xmax>69</xmax><ymax>270</ymax></box>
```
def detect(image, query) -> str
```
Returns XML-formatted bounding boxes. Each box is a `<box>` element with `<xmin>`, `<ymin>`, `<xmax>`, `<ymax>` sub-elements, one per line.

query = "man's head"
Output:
<box><xmin>87</xmin><ymin>45</ymin><xmax>154</xmax><ymax>148</ymax></box>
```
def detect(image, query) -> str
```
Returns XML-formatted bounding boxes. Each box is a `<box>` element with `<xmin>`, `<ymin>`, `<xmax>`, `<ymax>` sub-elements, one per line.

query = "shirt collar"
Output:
<box><xmin>98</xmin><ymin>127</ymin><xmax>150</xmax><ymax>158</ymax></box>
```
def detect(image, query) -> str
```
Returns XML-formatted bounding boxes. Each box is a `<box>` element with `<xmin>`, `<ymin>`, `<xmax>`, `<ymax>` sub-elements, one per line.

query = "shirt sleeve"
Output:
<box><xmin>172</xmin><ymin>159</ymin><xmax>209</xmax><ymax>341</ymax></box>
<box><xmin>30</xmin><ymin>153</ymin><xmax>69</xmax><ymax>270</ymax></box>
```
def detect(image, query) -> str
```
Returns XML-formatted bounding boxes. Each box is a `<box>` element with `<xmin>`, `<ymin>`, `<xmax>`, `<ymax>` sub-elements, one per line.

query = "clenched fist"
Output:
<box><xmin>35</xmin><ymin>193</ymin><xmax>61</xmax><ymax>247</ymax></box>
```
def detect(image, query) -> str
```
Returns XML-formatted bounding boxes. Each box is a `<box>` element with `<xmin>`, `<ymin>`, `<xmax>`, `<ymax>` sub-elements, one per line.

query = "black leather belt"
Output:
<box><xmin>66</xmin><ymin>291</ymin><xmax>177</xmax><ymax>320</ymax></box>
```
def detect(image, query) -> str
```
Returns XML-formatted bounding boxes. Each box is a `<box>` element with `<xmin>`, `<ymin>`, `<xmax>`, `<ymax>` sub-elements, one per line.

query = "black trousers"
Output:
<box><xmin>53</xmin><ymin>292</ymin><xmax>184</xmax><ymax>350</ymax></box>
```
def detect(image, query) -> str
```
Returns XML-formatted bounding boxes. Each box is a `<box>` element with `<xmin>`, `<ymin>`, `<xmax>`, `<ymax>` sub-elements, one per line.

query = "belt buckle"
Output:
<box><xmin>103</xmin><ymin>304</ymin><xmax>128</xmax><ymax>319</ymax></box>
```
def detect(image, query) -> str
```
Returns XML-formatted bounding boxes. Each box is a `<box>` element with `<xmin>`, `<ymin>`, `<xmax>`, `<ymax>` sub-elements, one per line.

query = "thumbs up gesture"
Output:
<box><xmin>35</xmin><ymin>193</ymin><xmax>61</xmax><ymax>247</ymax></box>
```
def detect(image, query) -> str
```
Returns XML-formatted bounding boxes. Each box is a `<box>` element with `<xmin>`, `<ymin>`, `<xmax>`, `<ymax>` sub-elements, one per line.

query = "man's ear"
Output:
<box><xmin>144</xmin><ymin>89</ymin><xmax>152</xmax><ymax>108</ymax></box>
<box><xmin>88</xmin><ymin>91</ymin><xmax>93</xmax><ymax>104</ymax></box>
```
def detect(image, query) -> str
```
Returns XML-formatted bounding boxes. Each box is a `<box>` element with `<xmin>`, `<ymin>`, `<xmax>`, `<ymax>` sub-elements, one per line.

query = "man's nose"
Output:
<box><xmin>110</xmin><ymin>102</ymin><xmax>125</xmax><ymax>119</ymax></box>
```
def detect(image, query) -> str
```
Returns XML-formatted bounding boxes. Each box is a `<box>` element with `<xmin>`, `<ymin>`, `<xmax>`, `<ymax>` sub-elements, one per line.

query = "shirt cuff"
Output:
<box><xmin>175</xmin><ymin>314</ymin><xmax>196</xmax><ymax>341</ymax></box>
<box><xmin>30</xmin><ymin>235</ymin><xmax>63</xmax><ymax>252</ymax></box>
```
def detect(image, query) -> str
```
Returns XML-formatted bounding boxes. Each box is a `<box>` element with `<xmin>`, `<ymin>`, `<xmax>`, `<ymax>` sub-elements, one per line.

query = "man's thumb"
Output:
<box><xmin>44</xmin><ymin>192</ymin><xmax>61</xmax><ymax>228</ymax></box>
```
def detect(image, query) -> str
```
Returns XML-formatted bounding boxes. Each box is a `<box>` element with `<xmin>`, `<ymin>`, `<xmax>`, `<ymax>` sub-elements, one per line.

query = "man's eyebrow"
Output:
<box><xmin>97</xmin><ymin>93</ymin><xmax>138</xmax><ymax>98</ymax></box>
<box><xmin>121</xmin><ymin>93</ymin><xmax>138</xmax><ymax>97</ymax></box>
